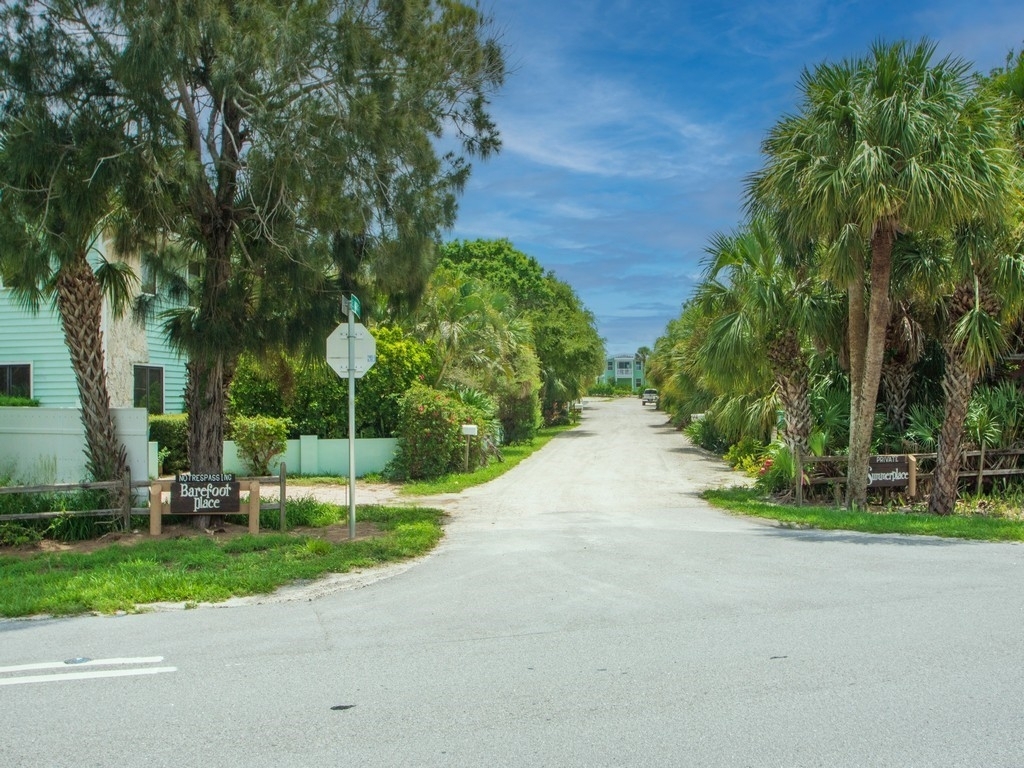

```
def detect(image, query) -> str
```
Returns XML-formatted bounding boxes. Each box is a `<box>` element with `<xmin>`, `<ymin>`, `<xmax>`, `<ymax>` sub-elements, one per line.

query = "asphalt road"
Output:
<box><xmin>4</xmin><ymin>397</ymin><xmax>1024</xmax><ymax>767</ymax></box>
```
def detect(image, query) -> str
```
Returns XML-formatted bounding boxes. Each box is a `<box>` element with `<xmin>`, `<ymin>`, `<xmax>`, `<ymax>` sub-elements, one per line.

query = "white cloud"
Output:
<box><xmin>494</xmin><ymin>49</ymin><xmax>736</xmax><ymax>180</ymax></box>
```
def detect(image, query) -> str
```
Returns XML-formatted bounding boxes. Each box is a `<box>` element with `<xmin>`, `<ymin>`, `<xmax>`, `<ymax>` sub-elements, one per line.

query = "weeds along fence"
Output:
<box><xmin>0</xmin><ymin>473</ymin><xmax>142</xmax><ymax>530</ymax></box>
<box><xmin>795</xmin><ymin>448</ymin><xmax>1024</xmax><ymax>505</ymax></box>
<box><xmin>0</xmin><ymin>464</ymin><xmax>290</xmax><ymax>534</ymax></box>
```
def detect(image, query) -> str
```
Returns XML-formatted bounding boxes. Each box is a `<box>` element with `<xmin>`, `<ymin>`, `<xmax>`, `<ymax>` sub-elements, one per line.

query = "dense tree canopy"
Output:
<box><xmin>748</xmin><ymin>39</ymin><xmax>1016</xmax><ymax>508</ymax></box>
<box><xmin>0</xmin><ymin>0</ymin><xmax>505</xmax><ymax>488</ymax></box>
<box><xmin>0</xmin><ymin>3</ymin><xmax>142</xmax><ymax>491</ymax></box>
<box><xmin>438</xmin><ymin>238</ymin><xmax>604</xmax><ymax>414</ymax></box>
<box><xmin>652</xmin><ymin>38</ymin><xmax>1024</xmax><ymax>515</ymax></box>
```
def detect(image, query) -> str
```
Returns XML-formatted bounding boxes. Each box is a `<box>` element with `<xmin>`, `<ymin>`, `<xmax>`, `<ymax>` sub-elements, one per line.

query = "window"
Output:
<box><xmin>133</xmin><ymin>365</ymin><xmax>164</xmax><ymax>414</ymax></box>
<box><xmin>617</xmin><ymin>361</ymin><xmax>632</xmax><ymax>372</ymax></box>
<box><xmin>140</xmin><ymin>262</ymin><xmax>157</xmax><ymax>295</ymax></box>
<box><xmin>607</xmin><ymin>361</ymin><xmax>614</xmax><ymax>371</ymax></box>
<box><xmin>0</xmin><ymin>364</ymin><xmax>31</xmax><ymax>398</ymax></box>
<box><xmin>636</xmin><ymin>378</ymin><xmax>642</xmax><ymax>388</ymax></box>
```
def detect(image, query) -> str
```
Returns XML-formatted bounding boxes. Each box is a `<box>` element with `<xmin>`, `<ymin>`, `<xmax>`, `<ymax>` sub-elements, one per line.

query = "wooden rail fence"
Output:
<box><xmin>0</xmin><ymin>464</ymin><xmax>291</xmax><ymax>533</ymax></box>
<box><xmin>794</xmin><ymin>448</ymin><xmax>1024</xmax><ymax>505</ymax></box>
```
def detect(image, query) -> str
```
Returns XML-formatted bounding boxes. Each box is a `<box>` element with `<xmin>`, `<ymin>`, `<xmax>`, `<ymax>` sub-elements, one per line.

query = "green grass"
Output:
<box><xmin>223</xmin><ymin>494</ymin><xmax>345</xmax><ymax>530</ymax></box>
<box><xmin>287</xmin><ymin>472</ymin><xmax>385</xmax><ymax>486</ymax></box>
<box><xmin>401</xmin><ymin>424</ymin><xmax>577</xmax><ymax>495</ymax></box>
<box><xmin>287</xmin><ymin>474</ymin><xmax>348</xmax><ymax>485</ymax></box>
<box><xmin>703</xmin><ymin>487</ymin><xmax>1024</xmax><ymax>542</ymax></box>
<box><xmin>0</xmin><ymin>504</ymin><xmax>444</xmax><ymax>618</ymax></box>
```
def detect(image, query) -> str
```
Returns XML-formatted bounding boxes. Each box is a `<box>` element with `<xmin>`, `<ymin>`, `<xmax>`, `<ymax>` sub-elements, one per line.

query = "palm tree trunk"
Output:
<box><xmin>881</xmin><ymin>360</ymin><xmax>914</xmax><ymax>431</ymax></box>
<box><xmin>776</xmin><ymin>372</ymin><xmax>811</xmax><ymax>454</ymax></box>
<box><xmin>185</xmin><ymin>356</ymin><xmax>230</xmax><ymax>528</ymax></box>
<box><xmin>54</xmin><ymin>254</ymin><xmax>129</xmax><ymax>513</ymax></box>
<box><xmin>847</xmin><ymin>224</ymin><xmax>894</xmax><ymax>509</ymax></box>
<box><xmin>929</xmin><ymin>352</ymin><xmax>976</xmax><ymax>515</ymax></box>
<box><xmin>769</xmin><ymin>331</ymin><xmax>811</xmax><ymax>455</ymax></box>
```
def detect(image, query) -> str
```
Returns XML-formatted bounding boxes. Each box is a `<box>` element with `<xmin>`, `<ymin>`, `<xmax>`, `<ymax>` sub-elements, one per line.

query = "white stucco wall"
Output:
<box><xmin>0</xmin><ymin>407</ymin><xmax>149</xmax><ymax>484</ymax></box>
<box><xmin>221</xmin><ymin>436</ymin><xmax>398</xmax><ymax>477</ymax></box>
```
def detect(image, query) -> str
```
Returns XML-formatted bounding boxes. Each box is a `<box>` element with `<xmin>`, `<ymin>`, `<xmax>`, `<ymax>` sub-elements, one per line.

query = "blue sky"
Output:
<box><xmin>448</xmin><ymin>1</ymin><xmax>1024</xmax><ymax>355</ymax></box>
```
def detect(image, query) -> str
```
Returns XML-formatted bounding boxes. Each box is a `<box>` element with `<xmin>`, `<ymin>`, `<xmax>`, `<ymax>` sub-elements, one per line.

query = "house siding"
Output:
<box><xmin>0</xmin><ymin>291</ymin><xmax>79</xmax><ymax>406</ymax></box>
<box><xmin>0</xmin><ymin>233</ymin><xmax>187</xmax><ymax>412</ymax></box>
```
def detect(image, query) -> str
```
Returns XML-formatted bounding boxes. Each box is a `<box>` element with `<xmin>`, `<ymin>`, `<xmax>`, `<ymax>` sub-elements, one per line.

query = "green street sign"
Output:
<box><xmin>349</xmin><ymin>294</ymin><xmax>361</xmax><ymax>318</ymax></box>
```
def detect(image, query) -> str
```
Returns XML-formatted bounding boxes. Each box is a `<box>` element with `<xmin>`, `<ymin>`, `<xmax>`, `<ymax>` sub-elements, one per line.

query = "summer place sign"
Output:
<box><xmin>170</xmin><ymin>473</ymin><xmax>241</xmax><ymax>514</ymax></box>
<box><xmin>867</xmin><ymin>455</ymin><xmax>910</xmax><ymax>488</ymax></box>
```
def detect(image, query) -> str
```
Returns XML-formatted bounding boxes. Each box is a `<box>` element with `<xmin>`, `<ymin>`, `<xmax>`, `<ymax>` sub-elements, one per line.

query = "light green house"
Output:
<box><xmin>0</xmin><ymin>236</ymin><xmax>187</xmax><ymax>414</ymax></box>
<box><xmin>600</xmin><ymin>353</ymin><xmax>646</xmax><ymax>392</ymax></box>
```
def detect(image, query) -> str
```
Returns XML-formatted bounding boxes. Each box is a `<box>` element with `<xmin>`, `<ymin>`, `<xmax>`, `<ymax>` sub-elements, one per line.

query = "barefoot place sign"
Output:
<box><xmin>170</xmin><ymin>473</ymin><xmax>241</xmax><ymax>514</ymax></box>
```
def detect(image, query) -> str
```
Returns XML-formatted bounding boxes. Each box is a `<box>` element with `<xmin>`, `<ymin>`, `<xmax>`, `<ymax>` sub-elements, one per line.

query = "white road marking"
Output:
<box><xmin>0</xmin><ymin>656</ymin><xmax>166</xmax><ymax>674</ymax></box>
<box><xmin>0</xmin><ymin>666</ymin><xmax>177</xmax><ymax>686</ymax></box>
<box><xmin>0</xmin><ymin>656</ymin><xmax>176</xmax><ymax>686</ymax></box>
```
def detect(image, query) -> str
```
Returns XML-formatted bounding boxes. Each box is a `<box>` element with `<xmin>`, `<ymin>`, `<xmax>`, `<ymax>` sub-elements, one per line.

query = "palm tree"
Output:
<box><xmin>694</xmin><ymin>218</ymin><xmax>840</xmax><ymax>456</ymax></box>
<box><xmin>635</xmin><ymin>346</ymin><xmax>652</xmax><ymax>389</ymax></box>
<box><xmin>0</xmin><ymin>21</ymin><xmax>136</xmax><ymax>499</ymax></box>
<box><xmin>929</xmin><ymin>224</ymin><xmax>1024</xmax><ymax>515</ymax></box>
<box><xmin>925</xmin><ymin>50</ymin><xmax>1024</xmax><ymax>515</ymax></box>
<box><xmin>880</xmin><ymin>233</ymin><xmax>947</xmax><ymax>432</ymax></box>
<box><xmin>413</xmin><ymin>264</ymin><xmax>531</xmax><ymax>388</ymax></box>
<box><xmin>748</xmin><ymin>40</ymin><xmax>1015</xmax><ymax>509</ymax></box>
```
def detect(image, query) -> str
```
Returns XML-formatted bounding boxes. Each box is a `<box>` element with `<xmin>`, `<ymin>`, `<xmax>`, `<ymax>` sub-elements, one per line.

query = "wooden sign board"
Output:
<box><xmin>171</xmin><ymin>473</ymin><xmax>240</xmax><ymax>514</ymax></box>
<box><xmin>868</xmin><ymin>455</ymin><xmax>909</xmax><ymax>487</ymax></box>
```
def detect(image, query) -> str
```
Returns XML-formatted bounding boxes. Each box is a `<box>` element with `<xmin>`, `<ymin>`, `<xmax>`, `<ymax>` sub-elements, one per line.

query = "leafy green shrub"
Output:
<box><xmin>232</xmin><ymin>416</ymin><xmax>289</xmax><ymax>476</ymax></box>
<box><xmin>904</xmin><ymin>403</ymin><xmax>942</xmax><ymax>451</ymax></box>
<box><xmin>737</xmin><ymin>454</ymin><xmax>764</xmax><ymax>477</ymax></box>
<box><xmin>587</xmin><ymin>382</ymin><xmax>634</xmax><ymax>397</ymax></box>
<box><xmin>0</xmin><ymin>522</ymin><xmax>42</xmax><ymax>547</ymax></box>
<box><xmin>387</xmin><ymin>384</ymin><xmax>487</xmax><ymax>480</ymax></box>
<box><xmin>724</xmin><ymin>437</ymin><xmax>765</xmax><ymax>469</ymax></box>
<box><xmin>0</xmin><ymin>479</ymin><xmax>117</xmax><ymax>542</ymax></box>
<box><xmin>450</xmin><ymin>385</ymin><xmax>503</xmax><ymax>442</ymax></box>
<box><xmin>149</xmin><ymin>414</ymin><xmax>189</xmax><ymax>474</ymax></box>
<box><xmin>499</xmin><ymin>391</ymin><xmax>540</xmax><ymax>443</ymax></box>
<box><xmin>0</xmin><ymin>395</ymin><xmax>39</xmax><ymax>407</ymax></box>
<box><xmin>226</xmin><ymin>327</ymin><xmax>433</xmax><ymax>439</ymax></box>
<box><xmin>228</xmin><ymin>354</ymin><xmax>289</xmax><ymax>419</ymax></box>
<box><xmin>289</xmin><ymin>364</ymin><xmax>348</xmax><ymax>438</ymax></box>
<box><xmin>356</xmin><ymin>326</ymin><xmax>434</xmax><ymax>437</ymax></box>
<box><xmin>754</xmin><ymin>441</ymin><xmax>795</xmax><ymax>495</ymax></box>
<box><xmin>683</xmin><ymin>416</ymin><xmax>729</xmax><ymax>454</ymax></box>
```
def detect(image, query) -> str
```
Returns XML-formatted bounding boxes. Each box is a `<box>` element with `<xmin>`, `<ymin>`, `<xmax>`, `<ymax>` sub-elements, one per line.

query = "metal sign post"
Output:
<box><xmin>347</xmin><ymin>305</ymin><xmax>356</xmax><ymax>539</ymax></box>
<box><xmin>326</xmin><ymin>295</ymin><xmax>374</xmax><ymax>540</ymax></box>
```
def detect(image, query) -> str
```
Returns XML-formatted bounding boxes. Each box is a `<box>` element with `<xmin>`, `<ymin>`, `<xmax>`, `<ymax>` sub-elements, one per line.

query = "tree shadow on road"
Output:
<box><xmin>647</xmin><ymin>420</ymin><xmax>677</xmax><ymax>432</ymax></box>
<box><xmin>553</xmin><ymin>429</ymin><xmax>595</xmax><ymax>438</ymax></box>
<box><xmin>752</xmin><ymin>524</ymin><xmax>981</xmax><ymax>547</ymax></box>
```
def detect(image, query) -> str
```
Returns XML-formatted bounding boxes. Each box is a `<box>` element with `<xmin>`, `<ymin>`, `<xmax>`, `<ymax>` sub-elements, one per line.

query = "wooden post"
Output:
<box><xmin>279</xmin><ymin>463</ymin><xmax>287</xmax><ymax>532</ymax></box>
<box><xmin>908</xmin><ymin>455</ymin><xmax>917</xmax><ymax>500</ymax></box>
<box><xmin>976</xmin><ymin>444</ymin><xmax>986</xmax><ymax>496</ymax></box>
<box><xmin>150</xmin><ymin>482</ymin><xmax>162</xmax><ymax>536</ymax></box>
<box><xmin>122</xmin><ymin>468</ymin><xmax>132</xmax><ymax>530</ymax></box>
<box><xmin>794</xmin><ymin>446</ymin><xmax>803</xmax><ymax>507</ymax></box>
<box><xmin>248</xmin><ymin>480</ymin><xmax>260</xmax><ymax>534</ymax></box>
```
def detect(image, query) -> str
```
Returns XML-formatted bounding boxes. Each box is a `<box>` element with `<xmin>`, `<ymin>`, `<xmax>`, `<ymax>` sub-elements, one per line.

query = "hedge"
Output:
<box><xmin>149</xmin><ymin>414</ymin><xmax>189</xmax><ymax>474</ymax></box>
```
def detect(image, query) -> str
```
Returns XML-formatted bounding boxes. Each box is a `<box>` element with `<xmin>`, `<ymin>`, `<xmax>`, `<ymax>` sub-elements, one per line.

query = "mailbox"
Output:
<box><xmin>461</xmin><ymin>424</ymin><xmax>479</xmax><ymax>436</ymax></box>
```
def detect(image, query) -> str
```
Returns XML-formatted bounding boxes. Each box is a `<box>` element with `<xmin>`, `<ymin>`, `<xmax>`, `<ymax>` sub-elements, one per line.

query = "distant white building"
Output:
<box><xmin>599</xmin><ymin>353</ymin><xmax>646</xmax><ymax>392</ymax></box>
